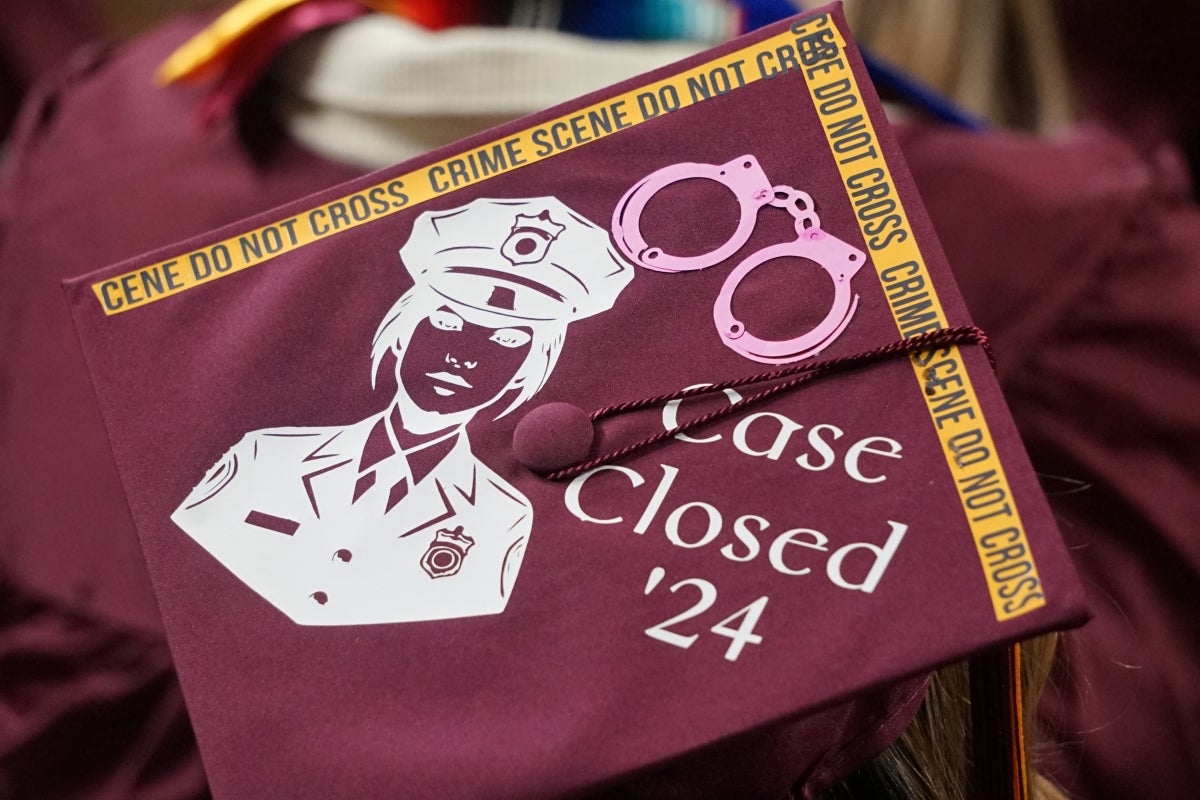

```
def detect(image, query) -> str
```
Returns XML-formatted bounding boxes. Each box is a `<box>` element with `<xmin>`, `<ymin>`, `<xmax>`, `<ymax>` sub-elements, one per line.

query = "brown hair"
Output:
<box><xmin>839</xmin><ymin>0</ymin><xmax>1073</xmax><ymax>133</ymax></box>
<box><xmin>818</xmin><ymin>634</ymin><xmax>1061</xmax><ymax>799</ymax></box>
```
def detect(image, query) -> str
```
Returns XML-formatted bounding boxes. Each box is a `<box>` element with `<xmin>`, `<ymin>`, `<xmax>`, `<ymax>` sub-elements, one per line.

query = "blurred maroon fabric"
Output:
<box><xmin>896</xmin><ymin>123</ymin><xmax>1200</xmax><ymax>800</ymax></box>
<box><xmin>0</xmin><ymin>577</ymin><xmax>209</xmax><ymax>799</ymax></box>
<box><xmin>0</xmin><ymin>0</ymin><xmax>102</xmax><ymax>140</ymax></box>
<box><xmin>0</xmin><ymin>16</ymin><xmax>358</xmax><ymax>800</ymax></box>
<box><xmin>1056</xmin><ymin>0</ymin><xmax>1200</xmax><ymax>180</ymax></box>
<box><xmin>1</xmin><ymin>11</ymin><xmax>1197</xmax><ymax>800</ymax></box>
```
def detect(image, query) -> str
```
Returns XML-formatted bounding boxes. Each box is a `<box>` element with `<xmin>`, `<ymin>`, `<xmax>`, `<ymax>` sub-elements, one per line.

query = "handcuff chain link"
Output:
<box><xmin>761</xmin><ymin>184</ymin><xmax>821</xmax><ymax>233</ymax></box>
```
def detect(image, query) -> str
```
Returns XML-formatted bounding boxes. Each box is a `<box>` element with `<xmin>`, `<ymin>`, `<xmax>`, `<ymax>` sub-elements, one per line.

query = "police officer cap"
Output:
<box><xmin>401</xmin><ymin>197</ymin><xmax>633</xmax><ymax>323</ymax></box>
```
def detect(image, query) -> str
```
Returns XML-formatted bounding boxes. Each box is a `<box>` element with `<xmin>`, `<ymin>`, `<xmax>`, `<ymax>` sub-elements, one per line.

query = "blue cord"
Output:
<box><xmin>737</xmin><ymin>0</ymin><xmax>986</xmax><ymax>130</ymax></box>
<box><xmin>860</xmin><ymin>49</ymin><xmax>987</xmax><ymax>130</ymax></box>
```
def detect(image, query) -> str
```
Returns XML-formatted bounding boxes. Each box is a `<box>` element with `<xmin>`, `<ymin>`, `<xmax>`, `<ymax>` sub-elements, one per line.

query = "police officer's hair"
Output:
<box><xmin>370</xmin><ymin>285</ymin><xmax>565</xmax><ymax>419</ymax></box>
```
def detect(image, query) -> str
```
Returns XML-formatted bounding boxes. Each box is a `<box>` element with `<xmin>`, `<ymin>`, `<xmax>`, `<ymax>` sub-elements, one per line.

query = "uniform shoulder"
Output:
<box><xmin>230</xmin><ymin>424</ymin><xmax>357</xmax><ymax>463</ymax></box>
<box><xmin>176</xmin><ymin>423</ymin><xmax>357</xmax><ymax>516</ymax></box>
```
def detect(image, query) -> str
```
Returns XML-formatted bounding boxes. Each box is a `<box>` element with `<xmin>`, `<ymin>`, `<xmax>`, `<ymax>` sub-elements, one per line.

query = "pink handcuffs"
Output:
<box><xmin>613</xmin><ymin>155</ymin><xmax>866</xmax><ymax>364</ymax></box>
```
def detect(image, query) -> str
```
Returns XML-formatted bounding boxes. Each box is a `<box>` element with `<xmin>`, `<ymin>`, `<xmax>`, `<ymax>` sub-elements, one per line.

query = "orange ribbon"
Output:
<box><xmin>156</xmin><ymin>0</ymin><xmax>469</xmax><ymax>86</ymax></box>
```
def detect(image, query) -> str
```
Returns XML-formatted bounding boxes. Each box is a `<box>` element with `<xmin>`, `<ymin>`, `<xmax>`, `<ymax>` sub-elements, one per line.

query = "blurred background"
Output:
<box><xmin>3</xmin><ymin>0</ymin><xmax>1196</xmax><ymax>174</ymax></box>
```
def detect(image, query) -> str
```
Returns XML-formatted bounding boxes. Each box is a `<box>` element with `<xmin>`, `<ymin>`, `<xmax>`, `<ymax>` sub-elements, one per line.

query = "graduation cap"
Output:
<box><xmin>66</xmin><ymin>5</ymin><xmax>1086</xmax><ymax>797</ymax></box>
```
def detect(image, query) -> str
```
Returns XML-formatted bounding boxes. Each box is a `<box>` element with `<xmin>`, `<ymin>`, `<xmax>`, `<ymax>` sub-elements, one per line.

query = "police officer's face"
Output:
<box><xmin>398</xmin><ymin>306</ymin><xmax>533</xmax><ymax>415</ymax></box>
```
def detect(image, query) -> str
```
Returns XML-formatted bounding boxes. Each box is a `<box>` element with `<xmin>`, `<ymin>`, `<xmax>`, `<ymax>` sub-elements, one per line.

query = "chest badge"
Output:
<box><xmin>420</xmin><ymin>525</ymin><xmax>476</xmax><ymax>578</ymax></box>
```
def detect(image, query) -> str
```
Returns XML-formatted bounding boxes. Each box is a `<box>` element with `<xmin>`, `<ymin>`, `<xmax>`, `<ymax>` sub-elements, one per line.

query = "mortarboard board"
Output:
<box><xmin>65</xmin><ymin>5</ymin><xmax>1087</xmax><ymax>797</ymax></box>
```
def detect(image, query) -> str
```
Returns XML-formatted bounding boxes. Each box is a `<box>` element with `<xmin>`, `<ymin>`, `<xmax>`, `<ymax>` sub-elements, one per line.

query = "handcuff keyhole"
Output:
<box><xmin>849</xmin><ymin>254</ymin><xmax>858</xmax><ymax>261</ymax></box>
<box><xmin>743</xmin><ymin>160</ymin><xmax>752</xmax><ymax>168</ymax></box>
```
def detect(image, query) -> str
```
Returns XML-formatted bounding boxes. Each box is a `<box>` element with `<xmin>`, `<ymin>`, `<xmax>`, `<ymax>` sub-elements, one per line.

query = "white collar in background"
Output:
<box><xmin>269</xmin><ymin>14</ymin><xmax>703</xmax><ymax>170</ymax></box>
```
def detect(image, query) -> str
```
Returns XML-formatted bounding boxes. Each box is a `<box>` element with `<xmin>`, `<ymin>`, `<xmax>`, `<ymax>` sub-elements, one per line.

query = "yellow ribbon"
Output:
<box><xmin>156</xmin><ymin>1</ymin><xmax>509</xmax><ymax>87</ymax></box>
<box><xmin>156</xmin><ymin>0</ymin><xmax>312</xmax><ymax>85</ymax></box>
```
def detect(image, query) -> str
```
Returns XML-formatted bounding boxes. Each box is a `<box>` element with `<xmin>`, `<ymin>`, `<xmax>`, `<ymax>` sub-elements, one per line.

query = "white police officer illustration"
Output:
<box><xmin>172</xmin><ymin>198</ymin><xmax>634</xmax><ymax>625</ymax></box>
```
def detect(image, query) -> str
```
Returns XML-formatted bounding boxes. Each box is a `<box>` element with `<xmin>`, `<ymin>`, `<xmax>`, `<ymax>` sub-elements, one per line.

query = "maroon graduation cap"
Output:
<box><xmin>66</xmin><ymin>5</ymin><xmax>1086</xmax><ymax>798</ymax></box>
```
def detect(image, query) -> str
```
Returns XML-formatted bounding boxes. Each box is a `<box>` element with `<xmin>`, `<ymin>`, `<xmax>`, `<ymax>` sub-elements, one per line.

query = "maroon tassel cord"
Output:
<box><xmin>543</xmin><ymin>324</ymin><xmax>993</xmax><ymax>481</ymax></box>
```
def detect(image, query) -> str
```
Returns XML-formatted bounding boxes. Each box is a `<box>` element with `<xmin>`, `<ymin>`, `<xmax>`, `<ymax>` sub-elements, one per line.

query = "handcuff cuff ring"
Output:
<box><xmin>713</xmin><ymin>229</ymin><xmax>864</xmax><ymax>363</ymax></box>
<box><xmin>612</xmin><ymin>155</ymin><xmax>774</xmax><ymax>273</ymax></box>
